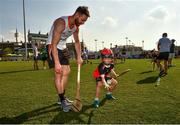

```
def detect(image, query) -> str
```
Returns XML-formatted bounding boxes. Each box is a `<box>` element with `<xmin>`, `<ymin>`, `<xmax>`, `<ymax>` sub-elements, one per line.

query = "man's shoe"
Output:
<box><xmin>65</xmin><ymin>97</ymin><xmax>73</xmax><ymax>103</ymax></box>
<box><xmin>61</xmin><ymin>100</ymin><xmax>72</xmax><ymax>112</ymax></box>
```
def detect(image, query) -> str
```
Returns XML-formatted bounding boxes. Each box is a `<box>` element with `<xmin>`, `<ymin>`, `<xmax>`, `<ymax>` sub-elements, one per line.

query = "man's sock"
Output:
<box><xmin>59</xmin><ymin>93</ymin><xmax>65</xmax><ymax>102</ymax></box>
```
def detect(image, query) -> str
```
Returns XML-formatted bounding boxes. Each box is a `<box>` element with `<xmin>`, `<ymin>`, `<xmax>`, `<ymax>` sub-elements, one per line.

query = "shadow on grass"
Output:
<box><xmin>137</xmin><ymin>76</ymin><xmax>158</xmax><ymax>84</ymax></box>
<box><xmin>49</xmin><ymin>98</ymin><xmax>107</xmax><ymax>124</ymax></box>
<box><xmin>99</xmin><ymin>98</ymin><xmax>107</xmax><ymax>107</ymax></box>
<box><xmin>0</xmin><ymin>103</ymin><xmax>59</xmax><ymax>124</ymax></box>
<box><xmin>139</xmin><ymin>70</ymin><xmax>153</xmax><ymax>74</ymax></box>
<box><xmin>0</xmin><ymin>98</ymin><xmax>107</xmax><ymax>124</ymax></box>
<box><xmin>0</xmin><ymin>103</ymin><xmax>95</xmax><ymax>124</ymax></box>
<box><xmin>0</xmin><ymin>69</ymin><xmax>35</xmax><ymax>75</ymax></box>
<box><xmin>49</xmin><ymin>104</ymin><xmax>94</xmax><ymax>124</ymax></box>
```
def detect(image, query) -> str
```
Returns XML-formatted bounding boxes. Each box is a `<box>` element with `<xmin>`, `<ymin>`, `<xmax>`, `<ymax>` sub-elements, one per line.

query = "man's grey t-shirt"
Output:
<box><xmin>158</xmin><ymin>37</ymin><xmax>171</xmax><ymax>52</ymax></box>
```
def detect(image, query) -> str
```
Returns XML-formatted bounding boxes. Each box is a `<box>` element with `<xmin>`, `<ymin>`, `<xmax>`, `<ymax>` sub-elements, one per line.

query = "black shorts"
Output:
<box><xmin>157</xmin><ymin>52</ymin><xmax>169</xmax><ymax>61</ymax></box>
<box><xmin>34</xmin><ymin>56</ymin><xmax>38</xmax><ymax>61</ymax></box>
<box><xmin>114</xmin><ymin>53</ymin><xmax>118</xmax><ymax>58</ymax></box>
<box><xmin>96</xmin><ymin>77</ymin><xmax>112</xmax><ymax>83</ymax></box>
<box><xmin>41</xmin><ymin>56</ymin><xmax>48</xmax><ymax>61</ymax></box>
<box><xmin>46</xmin><ymin>46</ymin><xmax>70</xmax><ymax>67</ymax></box>
<box><xmin>57</xmin><ymin>49</ymin><xmax>70</xmax><ymax>65</ymax></box>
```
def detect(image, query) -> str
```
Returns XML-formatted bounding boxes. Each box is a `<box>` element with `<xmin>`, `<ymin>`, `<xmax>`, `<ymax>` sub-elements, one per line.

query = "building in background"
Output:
<box><xmin>111</xmin><ymin>45</ymin><xmax>143</xmax><ymax>59</ymax></box>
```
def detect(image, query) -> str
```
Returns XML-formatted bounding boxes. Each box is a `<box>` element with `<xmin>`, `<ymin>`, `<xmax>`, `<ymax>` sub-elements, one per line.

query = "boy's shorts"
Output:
<box><xmin>96</xmin><ymin>77</ymin><xmax>112</xmax><ymax>84</ymax></box>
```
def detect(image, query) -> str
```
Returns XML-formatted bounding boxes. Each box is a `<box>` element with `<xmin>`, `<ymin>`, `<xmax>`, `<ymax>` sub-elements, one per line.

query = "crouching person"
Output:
<box><xmin>93</xmin><ymin>48</ymin><xmax>118</xmax><ymax>108</ymax></box>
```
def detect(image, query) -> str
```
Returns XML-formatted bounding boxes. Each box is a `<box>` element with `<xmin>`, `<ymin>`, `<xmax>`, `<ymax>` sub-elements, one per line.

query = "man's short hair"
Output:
<box><xmin>75</xmin><ymin>6</ymin><xmax>90</xmax><ymax>17</ymax></box>
<box><xmin>162</xmin><ymin>33</ymin><xmax>167</xmax><ymax>37</ymax></box>
<box><xmin>171</xmin><ymin>39</ymin><xmax>176</xmax><ymax>43</ymax></box>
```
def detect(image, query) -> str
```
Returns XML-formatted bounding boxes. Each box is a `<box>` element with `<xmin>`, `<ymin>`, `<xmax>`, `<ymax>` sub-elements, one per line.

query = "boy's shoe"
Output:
<box><xmin>106</xmin><ymin>94</ymin><xmax>116</xmax><ymax>100</ymax></box>
<box><xmin>61</xmin><ymin>99</ymin><xmax>72</xmax><ymax>112</ymax></box>
<box><xmin>93</xmin><ymin>100</ymin><xmax>100</xmax><ymax>108</ymax></box>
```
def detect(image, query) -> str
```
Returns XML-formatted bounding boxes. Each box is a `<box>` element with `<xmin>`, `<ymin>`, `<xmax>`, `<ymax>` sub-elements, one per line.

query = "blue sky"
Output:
<box><xmin>0</xmin><ymin>0</ymin><xmax>179</xmax><ymax>50</ymax></box>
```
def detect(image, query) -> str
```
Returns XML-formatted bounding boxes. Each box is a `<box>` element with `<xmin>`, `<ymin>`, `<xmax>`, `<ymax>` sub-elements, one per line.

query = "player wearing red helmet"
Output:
<box><xmin>93</xmin><ymin>48</ymin><xmax>118</xmax><ymax>108</ymax></box>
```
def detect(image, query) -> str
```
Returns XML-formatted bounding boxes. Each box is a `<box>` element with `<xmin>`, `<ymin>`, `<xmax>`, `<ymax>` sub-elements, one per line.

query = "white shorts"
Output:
<box><xmin>169</xmin><ymin>53</ymin><xmax>175</xmax><ymax>59</ymax></box>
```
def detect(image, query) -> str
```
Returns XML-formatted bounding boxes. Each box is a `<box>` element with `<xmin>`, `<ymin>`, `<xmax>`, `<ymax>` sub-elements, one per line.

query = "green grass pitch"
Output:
<box><xmin>0</xmin><ymin>59</ymin><xmax>180</xmax><ymax>124</ymax></box>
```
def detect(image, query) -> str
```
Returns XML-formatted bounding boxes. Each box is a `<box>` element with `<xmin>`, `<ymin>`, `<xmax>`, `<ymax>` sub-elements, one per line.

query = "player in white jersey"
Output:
<box><xmin>47</xmin><ymin>6</ymin><xmax>90</xmax><ymax>112</ymax></box>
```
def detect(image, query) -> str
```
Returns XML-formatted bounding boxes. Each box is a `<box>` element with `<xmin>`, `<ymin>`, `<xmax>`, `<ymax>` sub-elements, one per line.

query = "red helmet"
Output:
<box><xmin>101</xmin><ymin>48</ymin><xmax>113</xmax><ymax>58</ymax></box>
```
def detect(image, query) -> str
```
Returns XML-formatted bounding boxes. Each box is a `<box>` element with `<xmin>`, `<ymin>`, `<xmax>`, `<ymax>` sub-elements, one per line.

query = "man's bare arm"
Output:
<box><xmin>51</xmin><ymin>19</ymin><xmax>65</xmax><ymax>65</ymax></box>
<box><xmin>73</xmin><ymin>27</ymin><xmax>83</xmax><ymax>64</ymax></box>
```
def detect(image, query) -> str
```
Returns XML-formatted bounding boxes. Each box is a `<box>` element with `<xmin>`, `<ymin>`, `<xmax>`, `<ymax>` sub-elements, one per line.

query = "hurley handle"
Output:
<box><xmin>76</xmin><ymin>64</ymin><xmax>81</xmax><ymax>99</ymax></box>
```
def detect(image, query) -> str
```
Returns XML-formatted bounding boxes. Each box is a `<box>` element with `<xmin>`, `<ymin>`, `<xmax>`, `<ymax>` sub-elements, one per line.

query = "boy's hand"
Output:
<box><xmin>104</xmin><ymin>83</ymin><xmax>110</xmax><ymax>89</ymax></box>
<box><xmin>115</xmin><ymin>74</ymin><xmax>119</xmax><ymax>78</ymax></box>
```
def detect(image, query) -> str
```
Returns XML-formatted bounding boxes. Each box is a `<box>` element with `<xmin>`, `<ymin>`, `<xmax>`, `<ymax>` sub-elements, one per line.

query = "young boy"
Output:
<box><xmin>93</xmin><ymin>48</ymin><xmax>118</xmax><ymax>108</ymax></box>
<box><xmin>151</xmin><ymin>49</ymin><xmax>158</xmax><ymax>71</ymax></box>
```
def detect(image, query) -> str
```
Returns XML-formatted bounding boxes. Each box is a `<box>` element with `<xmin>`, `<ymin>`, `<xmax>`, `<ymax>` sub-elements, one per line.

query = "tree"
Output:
<box><xmin>3</xmin><ymin>47</ymin><xmax>13</xmax><ymax>55</ymax></box>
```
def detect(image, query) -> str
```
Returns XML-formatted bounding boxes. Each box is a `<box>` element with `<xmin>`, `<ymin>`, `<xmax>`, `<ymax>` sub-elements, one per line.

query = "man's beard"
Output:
<box><xmin>75</xmin><ymin>19</ymin><xmax>80</xmax><ymax>26</ymax></box>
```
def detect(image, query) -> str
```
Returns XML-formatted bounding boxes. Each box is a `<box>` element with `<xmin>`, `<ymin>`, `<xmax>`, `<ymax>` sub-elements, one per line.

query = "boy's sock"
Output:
<box><xmin>94</xmin><ymin>98</ymin><xmax>100</xmax><ymax>108</ymax></box>
<box><xmin>94</xmin><ymin>97</ymin><xmax>99</xmax><ymax>101</ymax></box>
<box><xmin>106</xmin><ymin>92</ymin><xmax>112</xmax><ymax>95</ymax></box>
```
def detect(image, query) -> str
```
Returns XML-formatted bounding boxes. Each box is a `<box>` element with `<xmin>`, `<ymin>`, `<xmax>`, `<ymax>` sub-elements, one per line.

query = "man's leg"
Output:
<box><xmin>36</xmin><ymin>60</ymin><xmax>39</xmax><ymax>70</ymax></box>
<box><xmin>164</xmin><ymin>60</ymin><xmax>168</xmax><ymax>74</ymax></box>
<box><xmin>61</xmin><ymin>65</ymin><xmax>71</xmax><ymax>94</ymax></box>
<box><xmin>54</xmin><ymin>72</ymin><xmax>64</xmax><ymax>98</ymax></box>
<box><xmin>33</xmin><ymin>57</ymin><xmax>36</xmax><ymax>70</ymax></box>
<box><xmin>157</xmin><ymin>59</ymin><xmax>165</xmax><ymax>76</ymax></box>
<box><xmin>55</xmin><ymin>72</ymin><xmax>63</xmax><ymax>105</ymax></box>
<box><xmin>123</xmin><ymin>55</ymin><xmax>126</xmax><ymax>62</ymax></box>
<box><xmin>54</xmin><ymin>70</ymin><xmax>71</xmax><ymax>112</ymax></box>
<box><xmin>57</xmin><ymin>65</ymin><xmax>72</xmax><ymax>104</ymax></box>
<box><xmin>34</xmin><ymin>59</ymin><xmax>38</xmax><ymax>70</ymax></box>
<box><xmin>168</xmin><ymin>58</ymin><xmax>172</xmax><ymax>66</ymax></box>
<box><xmin>157</xmin><ymin>59</ymin><xmax>163</xmax><ymax>71</ymax></box>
